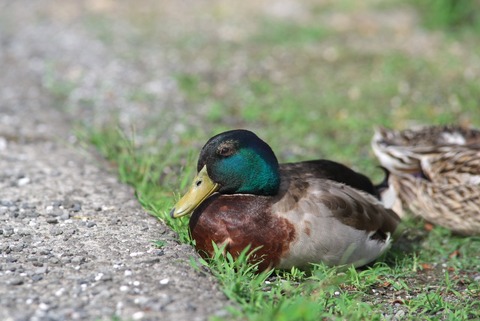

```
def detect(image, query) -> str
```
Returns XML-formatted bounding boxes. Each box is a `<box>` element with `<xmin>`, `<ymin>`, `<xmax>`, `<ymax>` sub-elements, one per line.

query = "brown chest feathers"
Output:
<box><xmin>189</xmin><ymin>194</ymin><xmax>296</xmax><ymax>271</ymax></box>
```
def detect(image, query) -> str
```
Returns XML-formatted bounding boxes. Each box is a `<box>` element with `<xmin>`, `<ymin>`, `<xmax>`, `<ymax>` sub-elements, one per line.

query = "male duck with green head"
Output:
<box><xmin>171</xmin><ymin>129</ymin><xmax>399</xmax><ymax>271</ymax></box>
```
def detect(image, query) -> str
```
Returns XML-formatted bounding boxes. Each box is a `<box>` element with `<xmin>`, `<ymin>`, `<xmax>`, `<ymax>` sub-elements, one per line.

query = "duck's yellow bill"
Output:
<box><xmin>170</xmin><ymin>165</ymin><xmax>219</xmax><ymax>218</ymax></box>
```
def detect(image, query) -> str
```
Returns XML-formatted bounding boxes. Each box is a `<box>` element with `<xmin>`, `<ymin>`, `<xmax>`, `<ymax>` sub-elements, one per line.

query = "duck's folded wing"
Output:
<box><xmin>420</xmin><ymin>149</ymin><xmax>480</xmax><ymax>185</ymax></box>
<box><xmin>314</xmin><ymin>180</ymin><xmax>400</xmax><ymax>236</ymax></box>
<box><xmin>280</xmin><ymin>160</ymin><xmax>377</xmax><ymax>198</ymax></box>
<box><xmin>273</xmin><ymin>178</ymin><xmax>400</xmax><ymax>267</ymax></box>
<box><xmin>372</xmin><ymin>125</ymin><xmax>480</xmax><ymax>175</ymax></box>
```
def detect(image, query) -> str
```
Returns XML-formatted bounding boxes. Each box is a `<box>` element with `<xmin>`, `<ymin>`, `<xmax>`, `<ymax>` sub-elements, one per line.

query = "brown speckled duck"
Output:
<box><xmin>171</xmin><ymin>129</ymin><xmax>400</xmax><ymax>271</ymax></box>
<box><xmin>372</xmin><ymin>124</ymin><xmax>480</xmax><ymax>236</ymax></box>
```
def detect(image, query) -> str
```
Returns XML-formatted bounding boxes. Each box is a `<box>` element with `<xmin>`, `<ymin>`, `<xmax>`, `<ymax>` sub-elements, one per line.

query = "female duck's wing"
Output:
<box><xmin>389</xmin><ymin>174</ymin><xmax>480</xmax><ymax>235</ymax></box>
<box><xmin>372</xmin><ymin>127</ymin><xmax>440</xmax><ymax>174</ymax></box>
<box><xmin>372</xmin><ymin>125</ymin><xmax>480</xmax><ymax>175</ymax></box>
<box><xmin>273</xmin><ymin>173</ymin><xmax>400</xmax><ymax>268</ymax></box>
<box><xmin>420</xmin><ymin>149</ymin><xmax>480</xmax><ymax>185</ymax></box>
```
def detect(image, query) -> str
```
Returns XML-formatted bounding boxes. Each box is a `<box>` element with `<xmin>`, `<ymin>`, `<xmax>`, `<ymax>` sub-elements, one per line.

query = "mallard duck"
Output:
<box><xmin>170</xmin><ymin>129</ymin><xmax>400</xmax><ymax>271</ymax></box>
<box><xmin>372</xmin><ymin>125</ymin><xmax>480</xmax><ymax>236</ymax></box>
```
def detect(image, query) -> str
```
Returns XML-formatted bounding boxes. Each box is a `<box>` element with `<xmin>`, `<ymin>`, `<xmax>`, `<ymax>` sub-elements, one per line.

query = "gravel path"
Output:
<box><xmin>0</xmin><ymin>1</ymin><xmax>228</xmax><ymax>320</ymax></box>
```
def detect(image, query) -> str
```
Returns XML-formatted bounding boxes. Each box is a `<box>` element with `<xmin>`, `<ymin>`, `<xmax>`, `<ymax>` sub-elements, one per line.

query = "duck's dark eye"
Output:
<box><xmin>217</xmin><ymin>142</ymin><xmax>235</xmax><ymax>157</ymax></box>
<box><xmin>219</xmin><ymin>147</ymin><xmax>231</xmax><ymax>155</ymax></box>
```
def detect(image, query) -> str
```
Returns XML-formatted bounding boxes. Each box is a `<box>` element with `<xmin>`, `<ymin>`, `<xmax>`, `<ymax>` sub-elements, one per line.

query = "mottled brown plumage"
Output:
<box><xmin>372</xmin><ymin>125</ymin><xmax>480</xmax><ymax>235</ymax></box>
<box><xmin>372</xmin><ymin>125</ymin><xmax>480</xmax><ymax>175</ymax></box>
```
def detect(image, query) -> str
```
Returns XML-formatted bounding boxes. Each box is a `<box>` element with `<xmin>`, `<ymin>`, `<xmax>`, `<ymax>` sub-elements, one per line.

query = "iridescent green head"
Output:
<box><xmin>170</xmin><ymin>129</ymin><xmax>280</xmax><ymax>218</ymax></box>
<box><xmin>197</xmin><ymin>129</ymin><xmax>280</xmax><ymax>195</ymax></box>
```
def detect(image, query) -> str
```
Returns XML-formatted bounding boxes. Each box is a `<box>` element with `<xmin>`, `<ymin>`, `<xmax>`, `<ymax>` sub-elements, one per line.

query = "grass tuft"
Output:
<box><xmin>410</xmin><ymin>0</ymin><xmax>480</xmax><ymax>32</ymax></box>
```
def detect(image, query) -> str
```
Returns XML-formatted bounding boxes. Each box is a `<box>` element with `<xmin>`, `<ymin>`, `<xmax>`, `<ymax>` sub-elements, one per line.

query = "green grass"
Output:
<box><xmin>85</xmin><ymin>124</ymin><xmax>480</xmax><ymax>321</ymax></box>
<box><xmin>409</xmin><ymin>0</ymin><xmax>480</xmax><ymax>32</ymax></box>
<box><xmin>69</xmin><ymin>1</ymin><xmax>480</xmax><ymax>320</ymax></box>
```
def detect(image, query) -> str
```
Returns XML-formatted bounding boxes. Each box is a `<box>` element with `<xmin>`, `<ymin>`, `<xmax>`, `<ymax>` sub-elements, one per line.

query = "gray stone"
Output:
<box><xmin>50</xmin><ymin>227</ymin><xmax>63</xmax><ymax>236</ymax></box>
<box><xmin>31</xmin><ymin>274</ymin><xmax>43</xmax><ymax>282</ymax></box>
<box><xmin>86</xmin><ymin>221</ymin><xmax>96</xmax><ymax>228</ymax></box>
<box><xmin>8</xmin><ymin>277</ymin><xmax>24</xmax><ymax>286</ymax></box>
<box><xmin>3</xmin><ymin>226</ymin><xmax>14</xmax><ymax>237</ymax></box>
<box><xmin>46</xmin><ymin>217</ymin><xmax>59</xmax><ymax>224</ymax></box>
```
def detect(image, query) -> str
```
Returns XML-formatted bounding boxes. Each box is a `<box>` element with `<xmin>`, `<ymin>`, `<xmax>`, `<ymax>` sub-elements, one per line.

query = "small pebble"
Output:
<box><xmin>17</xmin><ymin>177</ymin><xmax>30</xmax><ymax>186</ymax></box>
<box><xmin>9</xmin><ymin>277</ymin><xmax>24</xmax><ymax>285</ymax></box>
<box><xmin>31</xmin><ymin>274</ymin><xmax>43</xmax><ymax>282</ymax></box>
<box><xmin>11</xmin><ymin>243</ymin><xmax>25</xmax><ymax>252</ymax></box>
<box><xmin>33</xmin><ymin>261</ymin><xmax>44</xmax><ymax>267</ymax></box>
<box><xmin>1</xmin><ymin>245</ymin><xmax>10</xmax><ymax>254</ymax></box>
<box><xmin>6</xmin><ymin>256</ymin><xmax>18</xmax><ymax>263</ymax></box>
<box><xmin>63</xmin><ymin>229</ymin><xmax>76</xmax><ymax>241</ymax></box>
<box><xmin>132</xmin><ymin>311</ymin><xmax>145</xmax><ymax>320</ymax></box>
<box><xmin>39</xmin><ymin>302</ymin><xmax>49</xmax><ymax>311</ymax></box>
<box><xmin>39</xmin><ymin>248</ymin><xmax>51</xmax><ymax>255</ymax></box>
<box><xmin>35</xmin><ymin>266</ymin><xmax>48</xmax><ymax>274</ymax></box>
<box><xmin>50</xmin><ymin>257</ymin><xmax>60</xmax><ymax>264</ymax></box>
<box><xmin>50</xmin><ymin>227</ymin><xmax>63</xmax><ymax>236</ymax></box>
<box><xmin>72</xmin><ymin>203</ymin><xmax>82</xmax><ymax>212</ymax></box>
<box><xmin>71</xmin><ymin>256</ymin><xmax>85</xmax><ymax>265</ymax></box>
<box><xmin>55</xmin><ymin>288</ymin><xmax>65</xmax><ymax>296</ymax></box>
<box><xmin>159</xmin><ymin>278</ymin><xmax>169</xmax><ymax>285</ymax></box>
<box><xmin>46</xmin><ymin>217</ymin><xmax>58</xmax><ymax>224</ymax></box>
<box><xmin>60</xmin><ymin>212</ymin><xmax>71</xmax><ymax>220</ymax></box>
<box><xmin>3</xmin><ymin>227</ymin><xmax>14</xmax><ymax>237</ymax></box>
<box><xmin>51</xmin><ymin>200</ymin><xmax>63</xmax><ymax>207</ymax></box>
<box><xmin>86</xmin><ymin>221</ymin><xmax>96</xmax><ymax>228</ymax></box>
<box><xmin>95</xmin><ymin>272</ymin><xmax>113</xmax><ymax>282</ymax></box>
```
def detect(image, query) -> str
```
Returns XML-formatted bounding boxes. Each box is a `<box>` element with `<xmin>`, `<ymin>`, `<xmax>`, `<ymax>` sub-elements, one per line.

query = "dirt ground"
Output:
<box><xmin>0</xmin><ymin>1</ymin><xmax>229</xmax><ymax>320</ymax></box>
